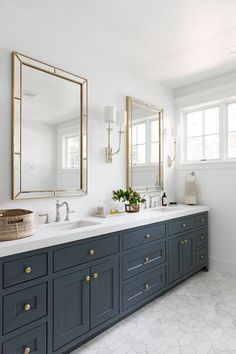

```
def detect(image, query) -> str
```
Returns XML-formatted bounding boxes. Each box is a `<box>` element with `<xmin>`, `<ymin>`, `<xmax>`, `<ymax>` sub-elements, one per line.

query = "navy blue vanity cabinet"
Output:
<box><xmin>0</xmin><ymin>212</ymin><xmax>208</xmax><ymax>354</ymax></box>
<box><xmin>168</xmin><ymin>212</ymin><xmax>208</xmax><ymax>285</ymax></box>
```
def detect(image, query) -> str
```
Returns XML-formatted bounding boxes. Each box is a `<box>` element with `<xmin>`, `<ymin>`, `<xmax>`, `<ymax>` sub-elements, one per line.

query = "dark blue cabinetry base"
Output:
<box><xmin>0</xmin><ymin>212</ymin><xmax>208</xmax><ymax>354</ymax></box>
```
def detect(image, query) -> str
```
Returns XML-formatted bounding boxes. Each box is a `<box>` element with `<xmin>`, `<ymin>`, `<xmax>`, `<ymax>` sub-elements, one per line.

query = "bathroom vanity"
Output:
<box><xmin>0</xmin><ymin>205</ymin><xmax>209</xmax><ymax>354</ymax></box>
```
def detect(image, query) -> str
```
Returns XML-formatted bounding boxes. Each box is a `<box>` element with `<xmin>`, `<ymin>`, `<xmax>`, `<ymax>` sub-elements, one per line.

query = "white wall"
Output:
<box><xmin>0</xmin><ymin>1</ymin><xmax>175</xmax><ymax>220</ymax></box>
<box><xmin>175</xmin><ymin>74</ymin><xmax>236</xmax><ymax>276</ymax></box>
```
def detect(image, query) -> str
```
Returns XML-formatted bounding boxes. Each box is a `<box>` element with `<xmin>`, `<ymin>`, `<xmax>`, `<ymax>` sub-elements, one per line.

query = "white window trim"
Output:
<box><xmin>178</xmin><ymin>98</ymin><xmax>236</xmax><ymax>168</ymax></box>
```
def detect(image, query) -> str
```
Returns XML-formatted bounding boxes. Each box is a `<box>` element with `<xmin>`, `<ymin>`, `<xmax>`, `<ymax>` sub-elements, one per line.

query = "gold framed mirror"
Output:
<box><xmin>12</xmin><ymin>52</ymin><xmax>88</xmax><ymax>199</ymax></box>
<box><xmin>126</xmin><ymin>96</ymin><xmax>164</xmax><ymax>193</ymax></box>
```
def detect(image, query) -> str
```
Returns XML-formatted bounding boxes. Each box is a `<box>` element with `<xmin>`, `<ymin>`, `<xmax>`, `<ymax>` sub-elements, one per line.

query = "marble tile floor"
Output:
<box><xmin>72</xmin><ymin>271</ymin><xmax>236</xmax><ymax>354</ymax></box>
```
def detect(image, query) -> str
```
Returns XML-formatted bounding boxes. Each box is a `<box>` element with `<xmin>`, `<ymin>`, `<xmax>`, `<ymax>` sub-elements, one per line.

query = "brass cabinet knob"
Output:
<box><xmin>181</xmin><ymin>240</ymin><xmax>185</xmax><ymax>245</ymax></box>
<box><xmin>24</xmin><ymin>267</ymin><xmax>32</xmax><ymax>274</ymax></box>
<box><xmin>24</xmin><ymin>347</ymin><xmax>31</xmax><ymax>354</ymax></box>
<box><xmin>93</xmin><ymin>272</ymin><xmax>99</xmax><ymax>279</ymax></box>
<box><xmin>144</xmin><ymin>283</ymin><xmax>149</xmax><ymax>289</ymax></box>
<box><xmin>85</xmin><ymin>275</ymin><xmax>91</xmax><ymax>283</ymax></box>
<box><xmin>145</xmin><ymin>234</ymin><xmax>150</xmax><ymax>239</ymax></box>
<box><xmin>144</xmin><ymin>256</ymin><xmax>149</xmax><ymax>262</ymax></box>
<box><xmin>200</xmin><ymin>234</ymin><xmax>204</xmax><ymax>240</ymax></box>
<box><xmin>24</xmin><ymin>303</ymin><xmax>31</xmax><ymax>312</ymax></box>
<box><xmin>182</xmin><ymin>223</ymin><xmax>186</xmax><ymax>228</ymax></box>
<box><xmin>200</xmin><ymin>255</ymin><xmax>204</xmax><ymax>260</ymax></box>
<box><xmin>184</xmin><ymin>239</ymin><xmax>188</xmax><ymax>244</ymax></box>
<box><xmin>89</xmin><ymin>249</ymin><xmax>95</xmax><ymax>256</ymax></box>
<box><xmin>201</xmin><ymin>218</ymin><xmax>205</xmax><ymax>223</ymax></box>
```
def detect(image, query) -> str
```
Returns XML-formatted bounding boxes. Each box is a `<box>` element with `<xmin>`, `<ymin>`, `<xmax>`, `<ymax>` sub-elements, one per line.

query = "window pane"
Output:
<box><xmin>228</xmin><ymin>103</ymin><xmax>236</xmax><ymax>131</ymax></box>
<box><xmin>132</xmin><ymin>126</ymin><xmax>137</xmax><ymax>144</ymax></box>
<box><xmin>187</xmin><ymin>111</ymin><xmax>203</xmax><ymax>137</ymax></box>
<box><xmin>228</xmin><ymin>132</ymin><xmax>236</xmax><ymax>158</ymax></box>
<box><xmin>205</xmin><ymin>135</ymin><xmax>219</xmax><ymax>159</ymax></box>
<box><xmin>204</xmin><ymin>107</ymin><xmax>219</xmax><ymax>135</ymax></box>
<box><xmin>151</xmin><ymin>142</ymin><xmax>159</xmax><ymax>163</ymax></box>
<box><xmin>187</xmin><ymin>137</ymin><xmax>203</xmax><ymax>161</ymax></box>
<box><xmin>136</xmin><ymin>123</ymin><xmax>146</xmax><ymax>144</ymax></box>
<box><xmin>151</xmin><ymin>120</ymin><xmax>159</xmax><ymax>142</ymax></box>
<box><xmin>132</xmin><ymin>144</ymin><xmax>146</xmax><ymax>164</ymax></box>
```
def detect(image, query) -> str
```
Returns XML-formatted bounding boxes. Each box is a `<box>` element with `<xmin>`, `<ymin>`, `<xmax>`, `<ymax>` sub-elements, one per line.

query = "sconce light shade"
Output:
<box><xmin>104</xmin><ymin>106</ymin><xmax>116</xmax><ymax>124</ymax></box>
<box><xmin>116</xmin><ymin>110</ymin><xmax>127</xmax><ymax>127</ymax></box>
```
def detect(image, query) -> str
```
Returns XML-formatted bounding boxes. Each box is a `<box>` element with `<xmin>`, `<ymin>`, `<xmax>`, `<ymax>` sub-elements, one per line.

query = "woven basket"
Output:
<box><xmin>0</xmin><ymin>209</ymin><xmax>35</xmax><ymax>241</ymax></box>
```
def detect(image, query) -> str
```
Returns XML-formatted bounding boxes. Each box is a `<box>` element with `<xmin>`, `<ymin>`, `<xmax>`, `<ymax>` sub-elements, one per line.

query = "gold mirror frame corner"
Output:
<box><xmin>11</xmin><ymin>51</ymin><xmax>88</xmax><ymax>200</ymax></box>
<box><xmin>126</xmin><ymin>96</ymin><xmax>164</xmax><ymax>194</ymax></box>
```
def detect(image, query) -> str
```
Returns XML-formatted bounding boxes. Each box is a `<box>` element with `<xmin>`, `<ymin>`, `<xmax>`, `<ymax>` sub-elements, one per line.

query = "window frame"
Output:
<box><xmin>180</xmin><ymin>99</ymin><xmax>236</xmax><ymax>165</ymax></box>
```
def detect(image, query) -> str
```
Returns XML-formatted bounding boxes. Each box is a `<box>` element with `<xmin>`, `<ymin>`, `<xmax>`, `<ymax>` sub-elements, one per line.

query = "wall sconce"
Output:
<box><xmin>104</xmin><ymin>106</ymin><xmax>126</xmax><ymax>163</ymax></box>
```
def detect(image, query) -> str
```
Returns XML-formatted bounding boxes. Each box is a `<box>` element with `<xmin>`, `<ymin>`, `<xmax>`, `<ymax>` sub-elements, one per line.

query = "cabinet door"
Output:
<box><xmin>183</xmin><ymin>232</ymin><xmax>195</xmax><ymax>275</ymax></box>
<box><xmin>91</xmin><ymin>258</ymin><xmax>119</xmax><ymax>328</ymax></box>
<box><xmin>53</xmin><ymin>268</ymin><xmax>90</xmax><ymax>350</ymax></box>
<box><xmin>168</xmin><ymin>236</ymin><xmax>183</xmax><ymax>284</ymax></box>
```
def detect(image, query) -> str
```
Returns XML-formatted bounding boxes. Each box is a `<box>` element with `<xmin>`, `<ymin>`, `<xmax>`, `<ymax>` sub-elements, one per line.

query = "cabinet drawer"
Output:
<box><xmin>2</xmin><ymin>324</ymin><xmax>47</xmax><ymax>354</ymax></box>
<box><xmin>3</xmin><ymin>283</ymin><xmax>47</xmax><ymax>334</ymax></box>
<box><xmin>196</xmin><ymin>247</ymin><xmax>207</xmax><ymax>267</ymax></box>
<box><xmin>195</xmin><ymin>228</ymin><xmax>207</xmax><ymax>247</ymax></box>
<box><xmin>53</xmin><ymin>235</ymin><xmax>119</xmax><ymax>272</ymax></box>
<box><xmin>122</xmin><ymin>266</ymin><xmax>166</xmax><ymax>310</ymax></box>
<box><xmin>168</xmin><ymin>216</ymin><xmax>195</xmax><ymax>236</ymax></box>
<box><xmin>3</xmin><ymin>253</ymin><xmax>47</xmax><ymax>288</ymax></box>
<box><xmin>123</xmin><ymin>241</ymin><xmax>166</xmax><ymax>280</ymax></box>
<box><xmin>195</xmin><ymin>213</ymin><xmax>207</xmax><ymax>228</ymax></box>
<box><xmin>122</xmin><ymin>223</ymin><xmax>166</xmax><ymax>250</ymax></box>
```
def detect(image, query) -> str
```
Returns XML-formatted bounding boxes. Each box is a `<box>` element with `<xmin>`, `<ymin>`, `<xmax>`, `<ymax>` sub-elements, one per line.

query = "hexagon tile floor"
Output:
<box><xmin>72</xmin><ymin>271</ymin><xmax>236</xmax><ymax>354</ymax></box>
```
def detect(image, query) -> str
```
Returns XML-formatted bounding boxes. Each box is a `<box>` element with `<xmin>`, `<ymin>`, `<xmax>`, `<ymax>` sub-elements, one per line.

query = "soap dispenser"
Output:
<box><xmin>162</xmin><ymin>192</ymin><xmax>167</xmax><ymax>207</ymax></box>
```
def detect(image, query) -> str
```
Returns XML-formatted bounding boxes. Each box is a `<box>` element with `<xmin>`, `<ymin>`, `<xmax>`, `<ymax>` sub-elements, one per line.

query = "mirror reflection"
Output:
<box><xmin>12</xmin><ymin>52</ymin><xmax>88</xmax><ymax>199</ymax></box>
<box><xmin>126</xmin><ymin>97</ymin><xmax>163</xmax><ymax>192</ymax></box>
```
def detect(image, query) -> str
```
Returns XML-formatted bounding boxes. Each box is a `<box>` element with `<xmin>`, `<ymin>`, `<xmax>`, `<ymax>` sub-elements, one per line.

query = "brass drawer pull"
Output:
<box><xmin>181</xmin><ymin>240</ymin><xmax>185</xmax><ymax>245</ymax></box>
<box><xmin>93</xmin><ymin>272</ymin><xmax>99</xmax><ymax>279</ymax></box>
<box><xmin>182</xmin><ymin>223</ymin><xmax>186</xmax><ymax>228</ymax></box>
<box><xmin>24</xmin><ymin>303</ymin><xmax>31</xmax><ymax>312</ymax></box>
<box><xmin>144</xmin><ymin>283</ymin><xmax>149</xmax><ymax>289</ymax></box>
<box><xmin>184</xmin><ymin>239</ymin><xmax>188</xmax><ymax>244</ymax></box>
<box><xmin>24</xmin><ymin>347</ymin><xmax>31</xmax><ymax>354</ymax></box>
<box><xmin>85</xmin><ymin>275</ymin><xmax>91</xmax><ymax>283</ymax></box>
<box><xmin>200</xmin><ymin>255</ymin><xmax>204</xmax><ymax>260</ymax></box>
<box><xmin>200</xmin><ymin>234</ymin><xmax>205</xmax><ymax>240</ymax></box>
<box><xmin>201</xmin><ymin>218</ymin><xmax>205</xmax><ymax>223</ymax></box>
<box><xmin>145</xmin><ymin>234</ymin><xmax>150</xmax><ymax>239</ymax></box>
<box><xmin>24</xmin><ymin>267</ymin><xmax>32</xmax><ymax>274</ymax></box>
<box><xmin>89</xmin><ymin>249</ymin><xmax>95</xmax><ymax>256</ymax></box>
<box><xmin>144</xmin><ymin>256</ymin><xmax>149</xmax><ymax>262</ymax></box>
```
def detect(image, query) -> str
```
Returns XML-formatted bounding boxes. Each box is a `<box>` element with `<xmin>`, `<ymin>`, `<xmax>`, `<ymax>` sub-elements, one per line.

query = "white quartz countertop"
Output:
<box><xmin>0</xmin><ymin>204</ymin><xmax>209</xmax><ymax>258</ymax></box>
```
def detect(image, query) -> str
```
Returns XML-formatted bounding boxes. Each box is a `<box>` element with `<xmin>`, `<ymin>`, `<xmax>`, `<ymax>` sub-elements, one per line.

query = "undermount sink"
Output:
<box><xmin>44</xmin><ymin>219</ymin><xmax>100</xmax><ymax>232</ymax></box>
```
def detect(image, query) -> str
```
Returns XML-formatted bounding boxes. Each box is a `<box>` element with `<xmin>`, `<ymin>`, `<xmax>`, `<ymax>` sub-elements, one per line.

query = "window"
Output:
<box><xmin>182</xmin><ymin>100</ymin><xmax>236</xmax><ymax>164</ymax></box>
<box><xmin>132</xmin><ymin>119</ymin><xmax>159</xmax><ymax>165</ymax></box>
<box><xmin>151</xmin><ymin>120</ymin><xmax>159</xmax><ymax>163</ymax></box>
<box><xmin>185</xmin><ymin>106</ymin><xmax>220</xmax><ymax>162</ymax></box>
<box><xmin>63</xmin><ymin>135</ymin><xmax>79</xmax><ymax>169</ymax></box>
<box><xmin>132</xmin><ymin>123</ymin><xmax>146</xmax><ymax>164</ymax></box>
<box><xmin>227</xmin><ymin>103</ymin><xmax>236</xmax><ymax>158</ymax></box>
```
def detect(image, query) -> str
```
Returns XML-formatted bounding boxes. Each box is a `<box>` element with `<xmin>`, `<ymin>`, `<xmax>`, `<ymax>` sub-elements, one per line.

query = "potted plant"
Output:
<box><xmin>112</xmin><ymin>188</ymin><xmax>146</xmax><ymax>213</ymax></box>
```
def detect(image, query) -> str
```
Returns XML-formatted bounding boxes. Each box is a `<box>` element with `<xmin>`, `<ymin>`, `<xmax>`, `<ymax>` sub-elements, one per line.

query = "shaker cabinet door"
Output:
<box><xmin>168</xmin><ymin>236</ymin><xmax>183</xmax><ymax>284</ymax></box>
<box><xmin>53</xmin><ymin>268</ymin><xmax>90</xmax><ymax>350</ymax></box>
<box><xmin>91</xmin><ymin>258</ymin><xmax>119</xmax><ymax>329</ymax></box>
<box><xmin>183</xmin><ymin>232</ymin><xmax>195</xmax><ymax>275</ymax></box>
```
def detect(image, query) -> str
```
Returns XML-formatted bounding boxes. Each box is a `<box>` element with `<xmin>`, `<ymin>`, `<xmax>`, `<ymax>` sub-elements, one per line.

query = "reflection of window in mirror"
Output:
<box><xmin>132</xmin><ymin>118</ymin><xmax>159</xmax><ymax>165</ymax></box>
<box><xmin>62</xmin><ymin>135</ymin><xmax>80</xmax><ymax>169</ymax></box>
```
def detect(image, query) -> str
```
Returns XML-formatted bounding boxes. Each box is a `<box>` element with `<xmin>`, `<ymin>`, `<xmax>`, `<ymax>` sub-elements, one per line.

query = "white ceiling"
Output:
<box><xmin>3</xmin><ymin>0</ymin><xmax>236</xmax><ymax>89</ymax></box>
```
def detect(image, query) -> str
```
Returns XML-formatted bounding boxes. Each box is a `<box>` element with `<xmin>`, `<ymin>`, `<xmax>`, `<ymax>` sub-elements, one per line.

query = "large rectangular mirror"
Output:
<box><xmin>12</xmin><ymin>52</ymin><xmax>88</xmax><ymax>199</ymax></box>
<box><xmin>126</xmin><ymin>96</ymin><xmax>163</xmax><ymax>193</ymax></box>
